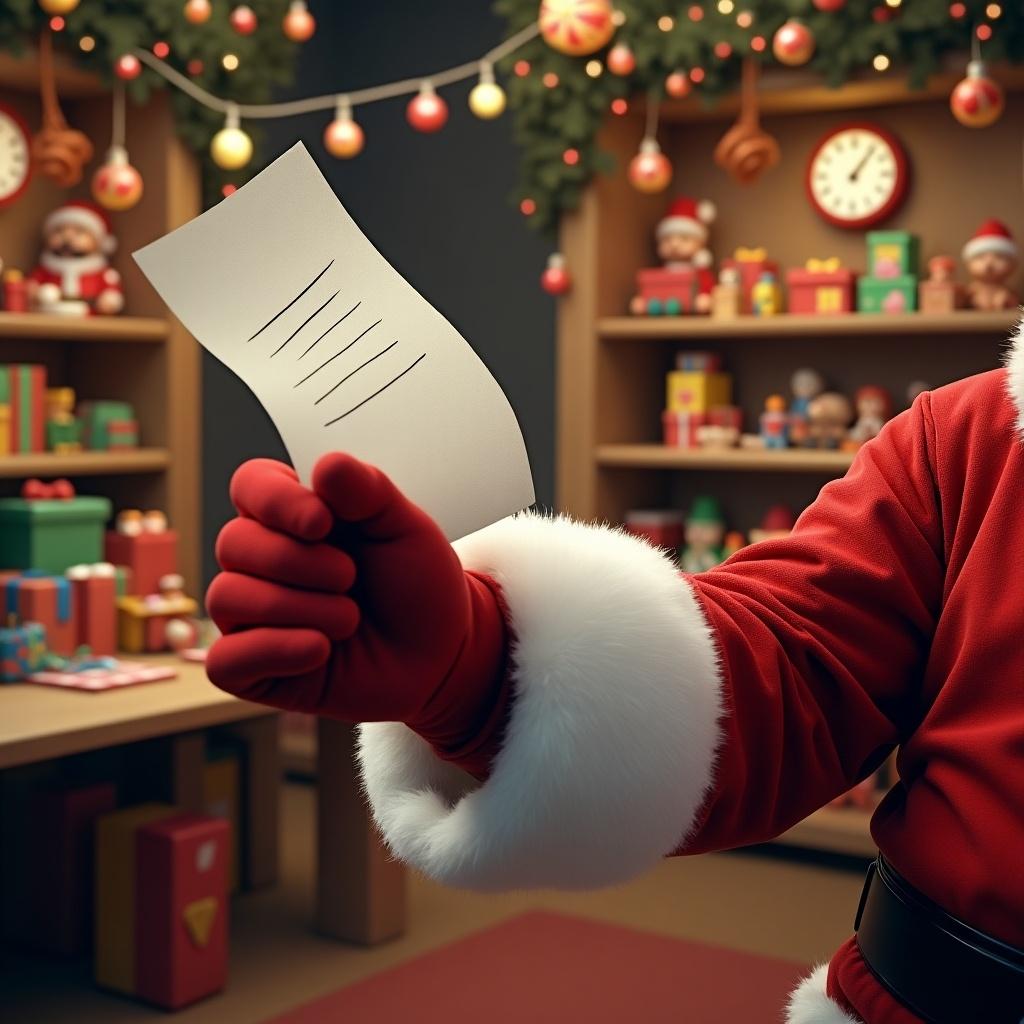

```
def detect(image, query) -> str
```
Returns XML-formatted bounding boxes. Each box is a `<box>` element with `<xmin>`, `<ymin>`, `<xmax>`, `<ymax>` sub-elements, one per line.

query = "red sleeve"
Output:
<box><xmin>681</xmin><ymin>394</ymin><xmax>944</xmax><ymax>853</ymax></box>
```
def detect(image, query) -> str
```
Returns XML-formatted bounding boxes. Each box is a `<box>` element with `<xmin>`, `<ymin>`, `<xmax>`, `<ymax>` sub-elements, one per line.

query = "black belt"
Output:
<box><xmin>854</xmin><ymin>855</ymin><xmax>1024</xmax><ymax>1024</ymax></box>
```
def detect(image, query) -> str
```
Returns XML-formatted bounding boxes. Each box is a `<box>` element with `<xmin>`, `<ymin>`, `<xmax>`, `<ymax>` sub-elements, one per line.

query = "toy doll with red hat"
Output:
<box><xmin>28</xmin><ymin>200</ymin><xmax>124</xmax><ymax>316</ymax></box>
<box><xmin>962</xmin><ymin>219</ymin><xmax>1019</xmax><ymax>311</ymax></box>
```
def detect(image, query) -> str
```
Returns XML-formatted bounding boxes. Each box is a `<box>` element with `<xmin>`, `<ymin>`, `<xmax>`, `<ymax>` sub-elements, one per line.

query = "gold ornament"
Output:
<box><xmin>210</xmin><ymin>109</ymin><xmax>253</xmax><ymax>170</ymax></box>
<box><xmin>282</xmin><ymin>0</ymin><xmax>316</xmax><ymax>42</ymax></box>
<box><xmin>183</xmin><ymin>0</ymin><xmax>212</xmax><ymax>25</ymax></box>
<box><xmin>539</xmin><ymin>0</ymin><xmax>615</xmax><ymax>56</ymax></box>
<box><xmin>39</xmin><ymin>0</ymin><xmax>80</xmax><ymax>14</ymax></box>
<box><xmin>324</xmin><ymin>100</ymin><xmax>364</xmax><ymax>158</ymax></box>
<box><xmin>469</xmin><ymin>64</ymin><xmax>506</xmax><ymax>119</ymax></box>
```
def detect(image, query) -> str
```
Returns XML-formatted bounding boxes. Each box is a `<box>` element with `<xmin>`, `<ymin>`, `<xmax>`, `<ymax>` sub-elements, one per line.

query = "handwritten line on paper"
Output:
<box><xmin>294</xmin><ymin>318</ymin><xmax>383</xmax><ymax>388</ymax></box>
<box><xmin>248</xmin><ymin>259</ymin><xmax>334</xmax><ymax>342</ymax></box>
<box><xmin>271</xmin><ymin>289</ymin><xmax>340</xmax><ymax>357</ymax></box>
<box><xmin>315</xmin><ymin>339</ymin><xmax>399</xmax><ymax>405</ymax></box>
<box><xmin>324</xmin><ymin>353</ymin><xmax>428</xmax><ymax>428</ymax></box>
<box><xmin>300</xmin><ymin>301</ymin><xmax>361</xmax><ymax>358</ymax></box>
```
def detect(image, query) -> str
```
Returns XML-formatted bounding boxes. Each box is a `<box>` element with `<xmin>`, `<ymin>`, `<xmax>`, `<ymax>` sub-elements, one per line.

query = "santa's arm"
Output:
<box><xmin>357</xmin><ymin>396</ymin><xmax>943</xmax><ymax>891</ymax></box>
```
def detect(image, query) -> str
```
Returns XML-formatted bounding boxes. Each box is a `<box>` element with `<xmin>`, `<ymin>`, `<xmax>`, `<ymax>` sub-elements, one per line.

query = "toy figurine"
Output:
<box><xmin>962</xmin><ymin>219</ymin><xmax>1020</xmax><ymax>311</ymax></box>
<box><xmin>28</xmin><ymin>201</ymin><xmax>124</xmax><ymax>316</ymax></box>
<box><xmin>710</xmin><ymin>265</ymin><xmax>742</xmax><ymax>320</ymax></box>
<box><xmin>846</xmin><ymin>385</ymin><xmax>892</xmax><ymax>448</ymax></box>
<box><xmin>722</xmin><ymin>531</ymin><xmax>746</xmax><ymax>558</ymax></box>
<box><xmin>918</xmin><ymin>254</ymin><xmax>963</xmax><ymax>314</ymax></box>
<box><xmin>751</xmin><ymin>270</ymin><xmax>782</xmax><ymax>315</ymax></box>
<box><xmin>789</xmin><ymin>367</ymin><xmax>825</xmax><ymax>446</ymax></box>
<box><xmin>759</xmin><ymin>394</ymin><xmax>789</xmax><ymax>449</ymax></box>
<box><xmin>680</xmin><ymin>495</ymin><xmax>726</xmax><ymax>573</ymax></box>
<box><xmin>806</xmin><ymin>391</ymin><xmax>853</xmax><ymax>449</ymax></box>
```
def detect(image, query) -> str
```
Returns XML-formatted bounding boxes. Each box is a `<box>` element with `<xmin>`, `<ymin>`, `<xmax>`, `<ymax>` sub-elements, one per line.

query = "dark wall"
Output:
<box><xmin>201</xmin><ymin>1</ymin><xmax>555</xmax><ymax>584</ymax></box>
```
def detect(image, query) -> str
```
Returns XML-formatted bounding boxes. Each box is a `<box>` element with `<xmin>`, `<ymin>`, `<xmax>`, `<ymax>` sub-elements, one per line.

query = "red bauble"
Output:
<box><xmin>229</xmin><ymin>5</ymin><xmax>258</xmax><ymax>35</ymax></box>
<box><xmin>812</xmin><ymin>0</ymin><xmax>846</xmax><ymax>9</ymax></box>
<box><xmin>665</xmin><ymin>70</ymin><xmax>691</xmax><ymax>98</ymax></box>
<box><xmin>91</xmin><ymin>145</ymin><xmax>144</xmax><ymax>211</ymax></box>
<box><xmin>114</xmin><ymin>54</ymin><xmax>141</xmax><ymax>80</ymax></box>
<box><xmin>324</xmin><ymin>117</ymin><xmax>365</xmax><ymax>158</ymax></box>
<box><xmin>282</xmin><ymin>1</ymin><xmax>316</xmax><ymax>42</ymax></box>
<box><xmin>541</xmin><ymin>254</ymin><xmax>572</xmax><ymax>295</ymax></box>
<box><xmin>950</xmin><ymin>60</ymin><xmax>1005</xmax><ymax>128</ymax></box>
<box><xmin>772</xmin><ymin>19</ymin><xmax>815</xmax><ymax>66</ymax></box>
<box><xmin>406</xmin><ymin>88</ymin><xmax>449</xmax><ymax>133</ymax></box>
<box><xmin>607</xmin><ymin>43</ymin><xmax>637</xmax><ymax>76</ymax></box>
<box><xmin>628</xmin><ymin>139</ymin><xmax>673</xmax><ymax>193</ymax></box>
<box><xmin>184</xmin><ymin>0</ymin><xmax>212</xmax><ymax>25</ymax></box>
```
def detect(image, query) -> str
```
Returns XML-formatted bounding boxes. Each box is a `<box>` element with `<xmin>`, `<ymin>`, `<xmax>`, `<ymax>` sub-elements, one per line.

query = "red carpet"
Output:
<box><xmin>265</xmin><ymin>910</ymin><xmax>808</xmax><ymax>1023</ymax></box>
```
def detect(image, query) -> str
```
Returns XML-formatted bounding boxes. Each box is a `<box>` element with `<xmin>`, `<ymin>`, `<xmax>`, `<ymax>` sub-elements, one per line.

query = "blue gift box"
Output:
<box><xmin>0</xmin><ymin>620</ymin><xmax>47</xmax><ymax>682</ymax></box>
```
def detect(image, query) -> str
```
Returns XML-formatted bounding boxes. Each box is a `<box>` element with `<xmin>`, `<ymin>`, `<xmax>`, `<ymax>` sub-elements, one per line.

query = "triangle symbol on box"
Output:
<box><xmin>183</xmin><ymin>897</ymin><xmax>218</xmax><ymax>948</ymax></box>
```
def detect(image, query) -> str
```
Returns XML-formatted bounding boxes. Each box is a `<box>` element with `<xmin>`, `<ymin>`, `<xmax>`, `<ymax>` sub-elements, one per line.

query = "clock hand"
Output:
<box><xmin>848</xmin><ymin>144</ymin><xmax>877</xmax><ymax>182</ymax></box>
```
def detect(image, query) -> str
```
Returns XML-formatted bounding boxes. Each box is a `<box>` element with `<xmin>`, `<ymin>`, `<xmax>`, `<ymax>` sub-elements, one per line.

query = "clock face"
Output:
<box><xmin>806</xmin><ymin>123</ymin><xmax>909</xmax><ymax>229</ymax></box>
<box><xmin>0</xmin><ymin>103</ymin><xmax>31</xmax><ymax>208</ymax></box>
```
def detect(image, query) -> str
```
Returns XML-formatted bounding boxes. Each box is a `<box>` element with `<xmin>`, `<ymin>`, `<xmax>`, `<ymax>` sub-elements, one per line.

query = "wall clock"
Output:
<box><xmin>806</xmin><ymin>122</ymin><xmax>909</xmax><ymax>229</ymax></box>
<box><xmin>0</xmin><ymin>102</ymin><xmax>32</xmax><ymax>208</ymax></box>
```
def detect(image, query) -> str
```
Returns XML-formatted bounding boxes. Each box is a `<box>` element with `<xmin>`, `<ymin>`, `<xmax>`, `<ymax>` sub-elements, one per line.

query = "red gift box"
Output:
<box><xmin>66</xmin><ymin>562</ymin><xmax>118</xmax><ymax>656</ymax></box>
<box><xmin>786</xmin><ymin>262</ymin><xmax>857</xmax><ymax>315</ymax></box>
<box><xmin>105</xmin><ymin>529</ymin><xmax>178</xmax><ymax>597</ymax></box>
<box><xmin>662</xmin><ymin>409</ymin><xmax>708</xmax><ymax>448</ymax></box>
<box><xmin>135</xmin><ymin>814</ymin><xmax>229</xmax><ymax>1010</ymax></box>
<box><xmin>721</xmin><ymin>250</ymin><xmax>779</xmax><ymax>314</ymax></box>
<box><xmin>2</xmin><ymin>570</ymin><xmax>77</xmax><ymax>655</ymax></box>
<box><xmin>635</xmin><ymin>267</ymin><xmax>710</xmax><ymax>314</ymax></box>
<box><xmin>624</xmin><ymin>510</ymin><xmax>685</xmax><ymax>551</ymax></box>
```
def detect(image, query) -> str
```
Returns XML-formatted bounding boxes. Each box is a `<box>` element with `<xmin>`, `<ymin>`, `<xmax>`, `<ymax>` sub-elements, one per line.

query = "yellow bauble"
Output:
<box><xmin>469</xmin><ymin>81</ymin><xmax>507</xmax><ymax>119</ymax></box>
<box><xmin>39</xmin><ymin>0</ymin><xmax>80</xmax><ymax>12</ymax></box>
<box><xmin>210</xmin><ymin>126</ymin><xmax>253</xmax><ymax>170</ymax></box>
<box><xmin>323</xmin><ymin>117</ymin><xmax>365</xmax><ymax>158</ymax></box>
<box><xmin>539</xmin><ymin>0</ymin><xmax>615</xmax><ymax>57</ymax></box>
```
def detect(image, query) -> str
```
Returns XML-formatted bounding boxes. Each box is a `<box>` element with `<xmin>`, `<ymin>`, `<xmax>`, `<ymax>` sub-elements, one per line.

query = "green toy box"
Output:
<box><xmin>857</xmin><ymin>275</ymin><xmax>918</xmax><ymax>314</ymax></box>
<box><xmin>79</xmin><ymin>401</ymin><xmax>136</xmax><ymax>451</ymax></box>
<box><xmin>0</xmin><ymin>496</ymin><xmax>112</xmax><ymax>575</ymax></box>
<box><xmin>866</xmin><ymin>231</ymin><xmax>919</xmax><ymax>279</ymax></box>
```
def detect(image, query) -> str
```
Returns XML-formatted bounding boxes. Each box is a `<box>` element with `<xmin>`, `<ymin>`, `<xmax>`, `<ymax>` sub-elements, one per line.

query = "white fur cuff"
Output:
<box><xmin>785</xmin><ymin>965</ymin><xmax>863</xmax><ymax>1024</ymax></box>
<box><xmin>356</xmin><ymin>512</ymin><xmax>724</xmax><ymax>892</ymax></box>
<box><xmin>1005</xmin><ymin>312</ymin><xmax>1024</xmax><ymax>437</ymax></box>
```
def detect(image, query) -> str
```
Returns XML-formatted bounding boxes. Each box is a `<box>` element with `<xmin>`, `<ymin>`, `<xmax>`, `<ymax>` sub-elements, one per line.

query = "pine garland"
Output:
<box><xmin>496</xmin><ymin>0</ymin><xmax>1024</xmax><ymax>232</ymax></box>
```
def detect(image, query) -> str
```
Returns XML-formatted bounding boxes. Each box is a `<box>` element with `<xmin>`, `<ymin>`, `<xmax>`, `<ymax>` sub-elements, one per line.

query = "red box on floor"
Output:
<box><xmin>104</xmin><ymin>530</ymin><xmax>178</xmax><ymax>596</ymax></box>
<box><xmin>28</xmin><ymin>782</ymin><xmax>117</xmax><ymax>954</ymax></box>
<box><xmin>66</xmin><ymin>563</ymin><xmax>118</xmax><ymax>656</ymax></box>
<box><xmin>1</xmin><ymin>571</ymin><xmax>78</xmax><ymax>655</ymax></box>
<box><xmin>135</xmin><ymin>814</ymin><xmax>229</xmax><ymax>1010</ymax></box>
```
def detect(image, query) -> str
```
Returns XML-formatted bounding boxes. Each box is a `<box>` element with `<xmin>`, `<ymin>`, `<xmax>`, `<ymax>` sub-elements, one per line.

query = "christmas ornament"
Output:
<box><xmin>210</xmin><ymin>108</ymin><xmax>253</xmax><ymax>170</ymax></box>
<box><xmin>713</xmin><ymin>59</ymin><xmax>780</xmax><ymax>185</ymax></box>
<box><xmin>91</xmin><ymin>144</ymin><xmax>144</xmax><ymax>211</ymax></box>
<box><xmin>666</xmin><ymin>70</ymin><xmax>691</xmax><ymax>98</ymax></box>
<box><xmin>538</xmin><ymin>0</ymin><xmax>615</xmax><ymax>57</ymax></box>
<box><xmin>184</xmin><ymin>0</ymin><xmax>212</xmax><ymax>25</ymax></box>
<box><xmin>229</xmin><ymin>5</ymin><xmax>258</xmax><ymax>35</ymax></box>
<box><xmin>772</xmin><ymin>19</ymin><xmax>815</xmax><ymax>67</ymax></box>
<box><xmin>607</xmin><ymin>43</ymin><xmax>637</xmax><ymax>76</ymax></box>
<box><xmin>282</xmin><ymin>0</ymin><xmax>316</xmax><ymax>42</ymax></box>
<box><xmin>628</xmin><ymin>138</ymin><xmax>673</xmax><ymax>193</ymax></box>
<box><xmin>32</xmin><ymin>30</ymin><xmax>92</xmax><ymax>189</ymax></box>
<box><xmin>540</xmin><ymin>253</ymin><xmax>572</xmax><ymax>295</ymax></box>
<box><xmin>152</xmin><ymin>41</ymin><xmax>171</xmax><ymax>59</ymax></box>
<box><xmin>38</xmin><ymin>0</ymin><xmax>79</xmax><ymax>13</ymax></box>
<box><xmin>469</xmin><ymin>63</ymin><xmax>506</xmax><ymax>119</ymax></box>
<box><xmin>323</xmin><ymin>99</ymin><xmax>364</xmax><ymax>158</ymax></box>
<box><xmin>406</xmin><ymin>83</ymin><xmax>448</xmax><ymax>133</ymax></box>
<box><xmin>114</xmin><ymin>54</ymin><xmax>142</xmax><ymax>80</ymax></box>
<box><xmin>950</xmin><ymin>60</ymin><xmax>1004</xmax><ymax>128</ymax></box>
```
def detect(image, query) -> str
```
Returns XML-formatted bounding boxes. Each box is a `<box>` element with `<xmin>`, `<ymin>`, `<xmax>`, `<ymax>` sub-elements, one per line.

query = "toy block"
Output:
<box><xmin>919</xmin><ymin>279</ymin><xmax>963</xmax><ymax>314</ymax></box>
<box><xmin>867</xmin><ymin>230</ymin><xmax>919</xmax><ymax>279</ymax></box>
<box><xmin>666</xmin><ymin>370</ymin><xmax>733</xmax><ymax>414</ymax></box>
<box><xmin>858</xmin><ymin>275</ymin><xmax>918</xmax><ymax>313</ymax></box>
<box><xmin>117</xmin><ymin>594</ymin><xmax>199</xmax><ymax>654</ymax></box>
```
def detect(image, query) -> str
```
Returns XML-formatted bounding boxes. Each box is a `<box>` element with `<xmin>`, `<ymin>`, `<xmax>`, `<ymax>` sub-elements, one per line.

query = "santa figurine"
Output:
<box><xmin>961</xmin><ymin>219</ymin><xmax>1019</xmax><ymax>311</ymax></box>
<box><xmin>656</xmin><ymin>196</ymin><xmax>717</xmax><ymax>313</ymax></box>
<box><xmin>29</xmin><ymin>200</ymin><xmax>124</xmax><ymax>316</ymax></box>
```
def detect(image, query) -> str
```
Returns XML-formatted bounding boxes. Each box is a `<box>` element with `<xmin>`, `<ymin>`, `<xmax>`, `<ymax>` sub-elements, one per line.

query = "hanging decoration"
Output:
<box><xmin>406</xmin><ymin>82</ymin><xmax>449</xmax><ymax>132</ymax></box>
<box><xmin>538</xmin><ymin>0</ymin><xmax>615</xmax><ymax>56</ymax></box>
<box><xmin>183</xmin><ymin>0</ymin><xmax>212</xmax><ymax>26</ymax></box>
<box><xmin>540</xmin><ymin>252</ymin><xmax>572</xmax><ymax>294</ymax></box>
<box><xmin>323</xmin><ymin>96</ymin><xmax>364</xmax><ymax>158</ymax></box>
<box><xmin>950</xmin><ymin>57</ymin><xmax>1004</xmax><ymax>127</ymax></box>
<box><xmin>713</xmin><ymin>59</ymin><xmax>780</xmax><ymax>185</ymax></box>
<box><xmin>92</xmin><ymin>86</ymin><xmax>144</xmax><ymax>211</ymax></box>
<box><xmin>772</xmin><ymin>19</ymin><xmax>815</xmax><ymax>66</ymax></box>
<box><xmin>469</xmin><ymin>61</ymin><xmax>507</xmax><ymax>119</ymax></box>
<box><xmin>812</xmin><ymin>0</ymin><xmax>846</xmax><ymax>9</ymax></box>
<box><xmin>627</xmin><ymin>98</ymin><xmax>672</xmax><ymax>194</ymax></box>
<box><xmin>606</xmin><ymin>42</ymin><xmax>637</xmax><ymax>76</ymax></box>
<box><xmin>114</xmin><ymin>53</ymin><xmax>142</xmax><ymax>80</ymax></box>
<box><xmin>229</xmin><ymin>5</ymin><xmax>258</xmax><ymax>36</ymax></box>
<box><xmin>665</xmin><ymin>70</ymin><xmax>691</xmax><ymax>99</ymax></box>
<box><xmin>282</xmin><ymin>1</ymin><xmax>316</xmax><ymax>42</ymax></box>
<box><xmin>210</xmin><ymin>104</ymin><xmax>253</xmax><ymax>169</ymax></box>
<box><xmin>38</xmin><ymin>0</ymin><xmax>79</xmax><ymax>13</ymax></box>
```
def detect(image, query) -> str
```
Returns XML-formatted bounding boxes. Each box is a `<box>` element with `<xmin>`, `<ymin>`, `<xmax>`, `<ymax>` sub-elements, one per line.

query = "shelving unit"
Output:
<box><xmin>557</xmin><ymin>73</ymin><xmax>1023</xmax><ymax>860</ymax></box>
<box><xmin>0</xmin><ymin>55</ymin><xmax>201</xmax><ymax>587</ymax></box>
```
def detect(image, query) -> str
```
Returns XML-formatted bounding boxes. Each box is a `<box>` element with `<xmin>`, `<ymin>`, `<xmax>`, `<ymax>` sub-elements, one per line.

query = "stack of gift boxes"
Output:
<box><xmin>663</xmin><ymin>352</ymin><xmax>742</xmax><ymax>449</ymax></box>
<box><xmin>857</xmin><ymin>231</ymin><xmax>919</xmax><ymax>313</ymax></box>
<box><xmin>0</xmin><ymin>364</ymin><xmax>139</xmax><ymax>456</ymax></box>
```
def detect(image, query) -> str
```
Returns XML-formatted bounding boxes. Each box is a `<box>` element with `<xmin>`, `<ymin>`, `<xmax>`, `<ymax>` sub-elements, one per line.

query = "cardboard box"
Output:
<box><xmin>135</xmin><ymin>815</ymin><xmax>229</xmax><ymax>1010</ymax></box>
<box><xmin>858</xmin><ymin>275</ymin><xmax>918</xmax><ymax>314</ymax></box>
<box><xmin>0</xmin><ymin>620</ymin><xmax>46</xmax><ymax>681</ymax></box>
<box><xmin>2</xmin><ymin>571</ymin><xmax>78</xmax><ymax>655</ymax></box>
<box><xmin>0</xmin><ymin>496</ymin><xmax>112</xmax><ymax>575</ymax></box>
<box><xmin>666</xmin><ymin>371</ymin><xmax>733</xmax><ymax>414</ymax></box>
<box><xmin>105</xmin><ymin>529</ymin><xmax>178</xmax><ymax>597</ymax></box>
<box><xmin>0</xmin><ymin>365</ymin><xmax>46</xmax><ymax>453</ymax></box>
<box><xmin>66</xmin><ymin>563</ymin><xmax>118</xmax><ymax>656</ymax></box>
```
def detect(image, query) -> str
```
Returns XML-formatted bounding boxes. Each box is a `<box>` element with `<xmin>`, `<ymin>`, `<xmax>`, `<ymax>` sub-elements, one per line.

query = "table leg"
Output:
<box><xmin>315</xmin><ymin>718</ymin><xmax>406</xmax><ymax>945</ymax></box>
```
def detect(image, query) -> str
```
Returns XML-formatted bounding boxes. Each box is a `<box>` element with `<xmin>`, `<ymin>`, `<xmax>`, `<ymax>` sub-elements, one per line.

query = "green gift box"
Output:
<box><xmin>858</xmin><ymin>275</ymin><xmax>918</xmax><ymax>314</ymax></box>
<box><xmin>866</xmin><ymin>231</ymin><xmax>919</xmax><ymax>279</ymax></box>
<box><xmin>0</xmin><ymin>496</ymin><xmax>112</xmax><ymax>575</ymax></box>
<box><xmin>79</xmin><ymin>401</ymin><xmax>136</xmax><ymax>451</ymax></box>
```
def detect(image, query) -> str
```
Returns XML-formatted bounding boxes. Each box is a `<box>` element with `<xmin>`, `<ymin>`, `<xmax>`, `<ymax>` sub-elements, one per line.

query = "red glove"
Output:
<box><xmin>206</xmin><ymin>454</ymin><xmax>512</xmax><ymax>768</ymax></box>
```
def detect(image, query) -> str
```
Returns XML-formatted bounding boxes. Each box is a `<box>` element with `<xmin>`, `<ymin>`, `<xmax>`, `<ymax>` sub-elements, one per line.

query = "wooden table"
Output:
<box><xmin>0</xmin><ymin>657</ymin><xmax>405</xmax><ymax>946</ymax></box>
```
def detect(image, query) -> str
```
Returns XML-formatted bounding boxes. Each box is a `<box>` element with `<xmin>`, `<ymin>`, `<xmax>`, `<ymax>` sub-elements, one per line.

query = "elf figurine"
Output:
<box><xmin>206</xmin><ymin>314</ymin><xmax>1024</xmax><ymax>1022</ymax></box>
<box><xmin>656</xmin><ymin>196</ymin><xmax>717</xmax><ymax>313</ymax></box>
<box><xmin>679</xmin><ymin>495</ymin><xmax>727</xmax><ymax>573</ymax></box>
<box><xmin>961</xmin><ymin>219</ymin><xmax>1019</xmax><ymax>311</ymax></box>
<box><xmin>28</xmin><ymin>200</ymin><xmax>124</xmax><ymax>316</ymax></box>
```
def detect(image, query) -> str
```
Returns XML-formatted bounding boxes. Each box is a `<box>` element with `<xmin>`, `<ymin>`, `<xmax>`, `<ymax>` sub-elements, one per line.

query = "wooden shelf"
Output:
<box><xmin>0</xmin><ymin>312</ymin><xmax>170</xmax><ymax>343</ymax></box>
<box><xmin>774</xmin><ymin>806</ymin><xmax>878</xmax><ymax>859</ymax></box>
<box><xmin>597</xmin><ymin>445</ymin><xmax>855</xmax><ymax>473</ymax></box>
<box><xmin>0</xmin><ymin>448</ymin><xmax>170</xmax><ymax>478</ymax></box>
<box><xmin>598</xmin><ymin>310</ymin><xmax>1020</xmax><ymax>341</ymax></box>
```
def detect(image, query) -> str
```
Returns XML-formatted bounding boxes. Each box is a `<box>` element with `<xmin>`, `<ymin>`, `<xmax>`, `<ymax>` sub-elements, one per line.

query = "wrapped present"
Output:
<box><xmin>66</xmin><ymin>563</ymin><xmax>118</xmax><ymax>656</ymax></box>
<box><xmin>0</xmin><ymin>494</ymin><xmax>112</xmax><ymax>574</ymax></box>
<box><xmin>624</xmin><ymin>509</ymin><xmax>685</xmax><ymax>551</ymax></box>
<box><xmin>0</xmin><ymin>620</ymin><xmax>46</xmax><ymax>681</ymax></box>
<box><xmin>79</xmin><ymin>400</ymin><xmax>136</xmax><ymax>451</ymax></box>
<box><xmin>721</xmin><ymin>247</ymin><xmax>779</xmax><ymax>314</ymax></box>
<box><xmin>858</xmin><ymin>276</ymin><xmax>918</xmax><ymax>314</ymax></box>
<box><xmin>135</xmin><ymin>815</ymin><xmax>230</xmax><ymax>1010</ymax></box>
<box><xmin>675</xmin><ymin>351</ymin><xmax>723</xmax><ymax>373</ymax></box>
<box><xmin>0</xmin><ymin>364</ymin><xmax>47</xmax><ymax>453</ymax></box>
<box><xmin>632</xmin><ymin>266</ymin><xmax>710</xmax><ymax>315</ymax></box>
<box><xmin>867</xmin><ymin>231</ymin><xmax>919</xmax><ymax>279</ymax></box>
<box><xmin>117</xmin><ymin>594</ymin><xmax>199</xmax><ymax>654</ymax></box>
<box><xmin>786</xmin><ymin>258</ymin><xmax>858</xmax><ymax>314</ymax></box>
<box><xmin>2</xmin><ymin>571</ymin><xmax>77</xmax><ymax>655</ymax></box>
<box><xmin>105</xmin><ymin>521</ymin><xmax>178</xmax><ymax>597</ymax></box>
<box><xmin>107</xmin><ymin>419</ymin><xmax>139</xmax><ymax>450</ymax></box>
<box><xmin>666</xmin><ymin>370</ymin><xmax>732</xmax><ymax>414</ymax></box>
<box><xmin>663</xmin><ymin>409</ymin><xmax>708</xmax><ymax>448</ymax></box>
<box><xmin>0</xmin><ymin>403</ymin><xmax>10</xmax><ymax>455</ymax></box>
